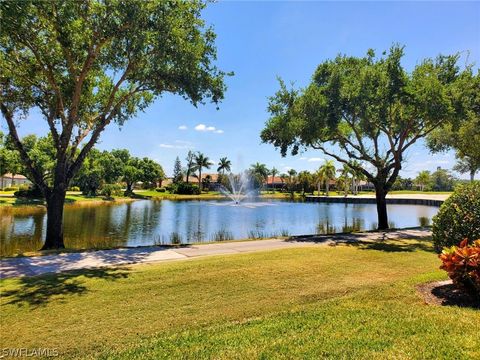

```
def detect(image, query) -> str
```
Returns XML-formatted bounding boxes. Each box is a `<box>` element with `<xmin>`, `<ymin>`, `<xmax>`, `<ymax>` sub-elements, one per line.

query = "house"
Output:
<box><xmin>0</xmin><ymin>173</ymin><xmax>32</xmax><ymax>188</ymax></box>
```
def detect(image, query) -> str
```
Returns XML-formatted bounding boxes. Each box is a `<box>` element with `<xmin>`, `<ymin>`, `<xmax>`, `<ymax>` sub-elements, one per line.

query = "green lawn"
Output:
<box><xmin>0</xmin><ymin>238</ymin><xmax>478</xmax><ymax>359</ymax></box>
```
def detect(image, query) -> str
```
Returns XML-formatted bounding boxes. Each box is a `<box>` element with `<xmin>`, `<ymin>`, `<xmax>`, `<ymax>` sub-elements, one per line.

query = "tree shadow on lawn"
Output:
<box><xmin>1</xmin><ymin>266</ymin><xmax>130</xmax><ymax>307</ymax></box>
<box><xmin>289</xmin><ymin>230</ymin><xmax>435</xmax><ymax>253</ymax></box>
<box><xmin>346</xmin><ymin>239</ymin><xmax>434</xmax><ymax>253</ymax></box>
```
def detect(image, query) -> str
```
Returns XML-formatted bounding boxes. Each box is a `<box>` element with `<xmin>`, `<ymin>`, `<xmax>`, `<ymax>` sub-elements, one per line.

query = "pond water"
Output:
<box><xmin>0</xmin><ymin>199</ymin><xmax>438</xmax><ymax>256</ymax></box>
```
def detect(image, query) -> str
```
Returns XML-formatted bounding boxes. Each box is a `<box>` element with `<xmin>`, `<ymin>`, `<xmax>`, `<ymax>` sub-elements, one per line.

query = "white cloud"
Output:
<box><xmin>195</xmin><ymin>124</ymin><xmax>208</xmax><ymax>131</ymax></box>
<box><xmin>194</xmin><ymin>123</ymin><xmax>224</xmax><ymax>134</ymax></box>
<box><xmin>159</xmin><ymin>142</ymin><xmax>192</xmax><ymax>149</ymax></box>
<box><xmin>178</xmin><ymin>125</ymin><xmax>188</xmax><ymax>130</ymax></box>
<box><xmin>299</xmin><ymin>157</ymin><xmax>307</xmax><ymax>160</ymax></box>
<box><xmin>307</xmin><ymin>157</ymin><xmax>324</xmax><ymax>162</ymax></box>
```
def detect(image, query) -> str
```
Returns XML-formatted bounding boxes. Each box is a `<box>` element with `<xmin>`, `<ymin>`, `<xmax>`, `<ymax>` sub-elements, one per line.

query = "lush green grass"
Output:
<box><xmin>0</xmin><ymin>238</ymin><xmax>478</xmax><ymax>359</ymax></box>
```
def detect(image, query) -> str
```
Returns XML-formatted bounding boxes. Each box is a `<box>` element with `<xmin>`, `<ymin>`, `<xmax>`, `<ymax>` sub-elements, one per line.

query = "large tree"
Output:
<box><xmin>0</xmin><ymin>1</ymin><xmax>228</xmax><ymax>249</ymax></box>
<box><xmin>427</xmin><ymin>71</ymin><xmax>480</xmax><ymax>181</ymax></box>
<box><xmin>261</xmin><ymin>46</ymin><xmax>468</xmax><ymax>229</ymax></box>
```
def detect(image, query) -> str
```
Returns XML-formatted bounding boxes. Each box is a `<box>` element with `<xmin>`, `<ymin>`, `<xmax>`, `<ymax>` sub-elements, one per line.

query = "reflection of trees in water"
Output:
<box><xmin>0</xmin><ymin>211</ymin><xmax>45</xmax><ymax>256</ymax></box>
<box><xmin>184</xmin><ymin>204</ymin><xmax>205</xmax><ymax>243</ymax></box>
<box><xmin>418</xmin><ymin>216</ymin><xmax>430</xmax><ymax>227</ymax></box>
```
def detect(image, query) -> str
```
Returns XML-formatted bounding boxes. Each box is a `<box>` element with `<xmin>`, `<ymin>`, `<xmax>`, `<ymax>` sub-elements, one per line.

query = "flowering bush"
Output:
<box><xmin>439</xmin><ymin>239</ymin><xmax>480</xmax><ymax>297</ymax></box>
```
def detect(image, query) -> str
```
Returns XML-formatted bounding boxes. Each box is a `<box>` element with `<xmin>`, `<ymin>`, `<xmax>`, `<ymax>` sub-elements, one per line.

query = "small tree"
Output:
<box><xmin>453</xmin><ymin>155</ymin><xmax>480</xmax><ymax>182</ymax></box>
<box><xmin>0</xmin><ymin>1</ymin><xmax>228</xmax><ymax>249</ymax></box>
<box><xmin>415</xmin><ymin>170</ymin><xmax>431</xmax><ymax>191</ymax></box>
<box><xmin>261</xmin><ymin>46</ymin><xmax>469</xmax><ymax>229</ymax></box>
<box><xmin>172</xmin><ymin>157</ymin><xmax>183</xmax><ymax>184</ymax></box>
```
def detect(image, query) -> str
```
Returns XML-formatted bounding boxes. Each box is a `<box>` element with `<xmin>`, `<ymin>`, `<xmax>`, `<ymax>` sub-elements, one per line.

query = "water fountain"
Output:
<box><xmin>218</xmin><ymin>172</ymin><xmax>257</xmax><ymax>204</ymax></box>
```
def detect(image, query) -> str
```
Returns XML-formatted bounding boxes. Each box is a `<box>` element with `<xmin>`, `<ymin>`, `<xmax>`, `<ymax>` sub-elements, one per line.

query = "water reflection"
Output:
<box><xmin>0</xmin><ymin>200</ymin><xmax>439</xmax><ymax>256</ymax></box>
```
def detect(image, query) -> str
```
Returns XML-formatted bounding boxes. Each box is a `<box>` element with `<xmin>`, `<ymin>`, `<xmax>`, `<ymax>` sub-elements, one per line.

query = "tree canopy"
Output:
<box><xmin>261</xmin><ymin>46</ymin><xmax>471</xmax><ymax>228</ymax></box>
<box><xmin>0</xmin><ymin>0</ymin><xmax>228</xmax><ymax>249</ymax></box>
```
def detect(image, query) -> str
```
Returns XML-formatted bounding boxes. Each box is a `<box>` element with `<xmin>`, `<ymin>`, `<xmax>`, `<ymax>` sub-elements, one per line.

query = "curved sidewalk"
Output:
<box><xmin>0</xmin><ymin>228</ymin><xmax>431</xmax><ymax>279</ymax></box>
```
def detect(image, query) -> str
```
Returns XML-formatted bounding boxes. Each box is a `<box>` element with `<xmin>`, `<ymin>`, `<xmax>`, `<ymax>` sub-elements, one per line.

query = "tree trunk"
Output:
<box><xmin>317</xmin><ymin>182</ymin><xmax>321</xmax><ymax>196</ymax></box>
<box><xmin>470</xmin><ymin>170</ymin><xmax>475</xmax><ymax>182</ymax></box>
<box><xmin>198</xmin><ymin>170</ymin><xmax>202</xmax><ymax>191</ymax></box>
<box><xmin>375</xmin><ymin>185</ymin><xmax>389</xmax><ymax>230</ymax></box>
<box><xmin>326</xmin><ymin>180</ymin><xmax>329</xmax><ymax>196</ymax></box>
<box><xmin>42</xmin><ymin>187</ymin><xmax>67</xmax><ymax>250</ymax></box>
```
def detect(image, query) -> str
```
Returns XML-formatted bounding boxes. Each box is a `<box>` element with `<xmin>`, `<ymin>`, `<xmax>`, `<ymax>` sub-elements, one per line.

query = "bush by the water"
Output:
<box><xmin>155</xmin><ymin>187</ymin><xmax>166</xmax><ymax>192</ymax></box>
<box><xmin>69</xmin><ymin>186</ymin><xmax>81</xmax><ymax>192</ymax></box>
<box><xmin>439</xmin><ymin>239</ymin><xmax>480</xmax><ymax>297</ymax></box>
<box><xmin>100</xmin><ymin>184</ymin><xmax>122</xmax><ymax>198</ymax></box>
<box><xmin>175</xmin><ymin>182</ymin><xmax>200</xmax><ymax>195</ymax></box>
<box><xmin>432</xmin><ymin>182</ymin><xmax>480</xmax><ymax>252</ymax></box>
<box><xmin>14</xmin><ymin>186</ymin><xmax>43</xmax><ymax>198</ymax></box>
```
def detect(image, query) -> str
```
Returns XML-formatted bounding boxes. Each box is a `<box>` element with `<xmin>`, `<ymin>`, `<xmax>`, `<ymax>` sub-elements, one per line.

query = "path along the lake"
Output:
<box><xmin>0</xmin><ymin>228</ymin><xmax>431</xmax><ymax>279</ymax></box>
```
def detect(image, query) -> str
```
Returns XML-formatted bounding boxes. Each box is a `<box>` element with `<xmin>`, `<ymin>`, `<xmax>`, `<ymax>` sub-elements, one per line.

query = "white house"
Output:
<box><xmin>0</xmin><ymin>173</ymin><xmax>31</xmax><ymax>188</ymax></box>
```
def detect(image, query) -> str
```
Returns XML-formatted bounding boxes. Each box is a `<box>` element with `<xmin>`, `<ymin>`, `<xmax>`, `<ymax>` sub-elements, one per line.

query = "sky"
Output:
<box><xmin>5</xmin><ymin>1</ymin><xmax>480</xmax><ymax>178</ymax></box>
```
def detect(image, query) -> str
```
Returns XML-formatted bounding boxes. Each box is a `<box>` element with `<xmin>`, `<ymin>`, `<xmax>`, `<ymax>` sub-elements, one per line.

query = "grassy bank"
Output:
<box><xmin>0</xmin><ymin>189</ymin><xmax>452</xmax><ymax>207</ymax></box>
<box><xmin>0</xmin><ymin>238</ymin><xmax>478</xmax><ymax>359</ymax></box>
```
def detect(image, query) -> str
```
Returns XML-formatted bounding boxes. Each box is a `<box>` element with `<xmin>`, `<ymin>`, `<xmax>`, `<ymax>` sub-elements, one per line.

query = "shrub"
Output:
<box><xmin>432</xmin><ymin>182</ymin><xmax>480</xmax><ymax>252</ymax></box>
<box><xmin>439</xmin><ymin>239</ymin><xmax>480</xmax><ymax>297</ymax></box>
<box><xmin>69</xmin><ymin>186</ymin><xmax>81</xmax><ymax>192</ymax></box>
<box><xmin>2</xmin><ymin>186</ymin><xmax>19</xmax><ymax>191</ymax></box>
<box><xmin>14</xmin><ymin>186</ymin><xmax>43</xmax><ymax>198</ymax></box>
<box><xmin>155</xmin><ymin>187</ymin><xmax>166</xmax><ymax>193</ymax></box>
<box><xmin>176</xmin><ymin>182</ymin><xmax>200</xmax><ymax>195</ymax></box>
<box><xmin>100</xmin><ymin>184</ymin><xmax>122</xmax><ymax>198</ymax></box>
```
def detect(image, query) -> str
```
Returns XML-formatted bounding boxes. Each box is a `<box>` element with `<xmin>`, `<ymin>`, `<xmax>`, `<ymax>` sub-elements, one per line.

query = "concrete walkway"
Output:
<box><xmin>0</xmin><ymin>229</ymin><xmax>431</xmax><ymax>279</ymax></box>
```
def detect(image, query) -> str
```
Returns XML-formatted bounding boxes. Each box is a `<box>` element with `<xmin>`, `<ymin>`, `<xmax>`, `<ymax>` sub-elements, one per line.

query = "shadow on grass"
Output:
<box><xmin>347</xmin><ymin>239</ymin><xmax>435</xmax><ymax>253</ymax></box>
<box><xmin>1</xmin><ymin>267</ymin><xmax>129</xmax><ymax>307</ymax></box>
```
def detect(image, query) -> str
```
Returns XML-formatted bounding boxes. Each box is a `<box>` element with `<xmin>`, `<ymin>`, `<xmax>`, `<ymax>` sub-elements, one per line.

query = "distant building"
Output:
<box><xmin>0</xmin><ymin>173</ymin><xmax>31</xmax><ymax>188</ymax></box>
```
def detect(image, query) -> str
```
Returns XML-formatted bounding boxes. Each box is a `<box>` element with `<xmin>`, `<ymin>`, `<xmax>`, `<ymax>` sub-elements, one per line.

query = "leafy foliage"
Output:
<box><xmin>432</xmin><ymin>182</ymin><xmax>480</xmax><ymax>251</ymax></box>
<box><xmin>439</xmin><ymin>239</ymin><xmax>480</xmax><ymax>297</ymax></box>
<box><xmin>261</xmin><ymin>46</ymin><xmax>472</xmax><ymax>229</ymax></box>
<box><xmin>176</xmin><ymin>182</ymin><xmax>200</xmax><ymax>195</ymax></box>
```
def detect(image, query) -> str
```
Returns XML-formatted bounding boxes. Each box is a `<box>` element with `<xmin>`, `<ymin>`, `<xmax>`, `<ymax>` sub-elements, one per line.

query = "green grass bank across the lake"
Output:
<box><xmin>0</xmin><ymin>237</ymin><xmax>478</xmax><ymax>359</ymax></box>
<box><xmin>0</xmin><ymin>189</ymin><xmax>453</xmax><ymax>208</ymax></box>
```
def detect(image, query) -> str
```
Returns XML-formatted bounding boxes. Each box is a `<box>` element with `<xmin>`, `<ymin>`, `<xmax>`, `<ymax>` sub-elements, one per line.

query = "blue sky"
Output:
<box><xmin>7</xmin><ymin>1</ymin><xmax>480</xmax><ymax>178</ymax></box>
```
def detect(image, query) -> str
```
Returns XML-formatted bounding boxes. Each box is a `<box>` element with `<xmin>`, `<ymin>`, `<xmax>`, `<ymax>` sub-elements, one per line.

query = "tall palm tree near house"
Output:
<box><xmin>319</xmin><ymin>160</ymin><xmax>336</xmax><ymax>196</ymax></box>
<box><xmin>185</xmin><ymin>150</ymin><xmax>197</xmax><ymax>184</ymax></box>
<box><xmin>279</xmin><ymin>173</ymin><xmax>288</xmax><ymax>191</ymax></box>
<box><xmin>270</xmin><ymin>167</ymin><xmax>278</xmax><ymax>193</ymax></box>
<box><xmin>217</xmin><ymin>157</ymin><xmax>231</xmax><ymax>175</ymax></box>
<box><xmin>336</xmin><ymin>164</ymin><xmax>352</xmax><ymax>196</ymax></box>
<box><xmin>415</xmin><ymin>170</ymin><xmax>431</xmax><ymax>191</ymax></box>
<box><xmin>346</xmin><ymin>160</ymin><xmax>365</xmax><ymax>195</ymax></box>
<box><xmin>250</xmin><ymin>162</ymin><xmax>269</xmax><ymax>190</ymax></box>
<box><xmin>286</xmin><ymin>169</ymin><xmax>297</xmax><ymax>196</ymax></box>
<box><xmin>195</xmin><ymin>152</ymin><xmax>212</xmax><ymax>191</ymax></box>
<box><xmin>314</xmin><ymin>167</ymin><xmax>325</xmax><ymax>195</ymax></box>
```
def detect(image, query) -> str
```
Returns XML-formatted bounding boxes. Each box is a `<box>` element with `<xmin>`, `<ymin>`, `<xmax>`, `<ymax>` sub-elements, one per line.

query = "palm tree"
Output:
<box><xmin>194</xmin><ymin>152</ymin><xmax>212</xmax><ymax>191</ymax></box>
<box><xmin>415</xmin><ymin>170</ymin><xmax>431</xmax><ymax>191</ymax></box>
<box><xmin>185</xmin><ymin>150</ymin><xmax>197</xmax><ymax>184</ymax></box>
<box><xmin>314</xmin><ymin>167</ymin><xmax>324</xmax><ymax>195</ymax></box>
<box><xmin>318</xmin><ymin>160</ymin><xmax>336</xmax><ymax>196</ymax></box>
<box><xmin>337</xmin><ymin>164</ymin><xmax>351</xmax><ymax>196</ymax></box>
<box><xmin>346</xmin><ymin>160</ymin><xmax>366</xmax><ymax>195</ymax></box>
<box><xmin>217</xmin><ymin>157</ymin><xmax>231</xmax><ymax>175</ymax></box>
<box><xmin>250</xmin><ymin>162</ymin><xmax>269</xmax><ymax>190</ymax></box>
<box><xmin>270</xmin><ymin>167</ymin><xmax>278</xmax><ymax>193</ymax></box>
<box><xmin>286</xmin><ymin>169</ymin><xmax>297</xmax><ymax>196</ymax></box>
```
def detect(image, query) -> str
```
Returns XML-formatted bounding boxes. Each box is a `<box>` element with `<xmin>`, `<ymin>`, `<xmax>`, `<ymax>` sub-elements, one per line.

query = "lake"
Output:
<box><xmin>0</xmin><ymin>199</ymin><xmax>439</xmax><ymax>256</ymax></box>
